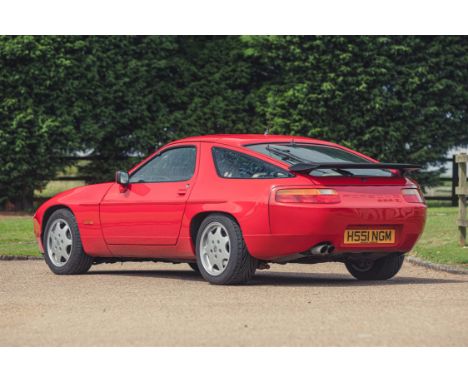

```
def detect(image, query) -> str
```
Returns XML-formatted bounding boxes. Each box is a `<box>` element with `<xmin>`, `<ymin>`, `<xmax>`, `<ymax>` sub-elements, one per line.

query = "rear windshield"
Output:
<box><xmin>247</xmin><ymin>143</ymin><xmax>393</xmax><ymax>177</ymax></box>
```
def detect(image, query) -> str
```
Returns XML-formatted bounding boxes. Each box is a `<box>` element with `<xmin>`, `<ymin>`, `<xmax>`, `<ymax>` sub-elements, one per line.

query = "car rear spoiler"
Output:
<box><xmin>289</xmin><ymin>162</ymin><xmax>422</xmax><ymax>176</ymax></box>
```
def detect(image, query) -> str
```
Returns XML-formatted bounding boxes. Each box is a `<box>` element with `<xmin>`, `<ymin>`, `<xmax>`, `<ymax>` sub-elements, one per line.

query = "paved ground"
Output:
<box><xmin>1</xmin><ymin>259</ymin><xmax>467</xmax><ymax>346</ymax></box>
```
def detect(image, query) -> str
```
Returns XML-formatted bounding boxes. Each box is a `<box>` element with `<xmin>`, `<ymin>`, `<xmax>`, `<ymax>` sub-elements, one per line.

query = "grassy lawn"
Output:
<box><xmin>411</xmin><ymin>205</ymin><xmax>468</xmax><ymax>267</ymax></box>
<box><xmin>1</xmin><ymin>206</ymin><xmax>467</xmax><ymax>266</ymax></box>
<box><xmin>0</xmin><ymin>215</ymin><xmax>39</xmax><ymax>257</ymax></box>
<box><xmin>1</xmin><ymin>176</ymin><xmax>85</xmax><ymax>256</ymax></box>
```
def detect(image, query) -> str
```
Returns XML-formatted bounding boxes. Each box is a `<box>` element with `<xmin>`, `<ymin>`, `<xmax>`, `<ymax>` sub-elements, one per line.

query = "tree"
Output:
<box><xmin>46</xmin><ymin>36</ymin><xmax>255</xmax><ymax>182</ymax></box>
<box><xmin>0</xmin><ymin>36</ymin><xmax>80</xmax><ymax>209</ymax></box>
<box><xmin>0</xmin><ymin>36</ymin><xmax>258</xmax><ymax>209</ymax></box>
<box><xmin>1</xmin><ymin>36</ymin><xmax>467</xmax><ymax>210</ymax></box>
<box><xmin>59</xmin><ymin>36</ymin><xmax>184</xmax><ymax>182</ymax></box>
<box><xmin>243</xmin><ymin>36</ymin><xmax>468</xmax><ymax>185</ymax></box>
<box><xmin>167</xmin><ymin>36</ymin><xmax>257</xmax><ymax>138</ymax></box>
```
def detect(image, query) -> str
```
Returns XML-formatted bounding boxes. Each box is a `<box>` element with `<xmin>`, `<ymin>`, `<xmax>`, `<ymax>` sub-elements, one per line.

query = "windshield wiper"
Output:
<box><xmin>265</xmin><ymin>145</ymin><xmax>306</xmax><ymax>164</ymax></box>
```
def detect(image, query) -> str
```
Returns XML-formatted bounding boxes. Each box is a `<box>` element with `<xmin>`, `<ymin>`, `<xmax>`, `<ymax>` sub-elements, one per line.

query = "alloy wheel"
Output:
<box><xmin>199</xmin><ymin>222</ymin><xmax>231</xmax><ymax>276</ymax></box>
<box><xmin>47</xmin><ymin>218</ymin><xmax>73</xmax><ymax>267</ymax></box>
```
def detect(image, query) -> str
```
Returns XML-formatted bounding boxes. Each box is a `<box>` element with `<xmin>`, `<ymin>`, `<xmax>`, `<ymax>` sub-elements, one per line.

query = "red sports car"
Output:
<box><xmin>33</xmin><ymin>134</ymin><xmax>426</xmax><ymax>284</ymax></box>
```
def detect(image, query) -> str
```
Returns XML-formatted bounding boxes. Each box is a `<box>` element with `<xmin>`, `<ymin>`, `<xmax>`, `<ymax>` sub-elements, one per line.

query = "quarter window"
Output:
<box><xmin>212</xmin><ymin>147</ymin><xmax>292</xmax><ymax>179</ymax></box>
<box><xmin>130</xmin><ymin>146</ymin><xmax>196</xmax><ymax>183</ymax></box>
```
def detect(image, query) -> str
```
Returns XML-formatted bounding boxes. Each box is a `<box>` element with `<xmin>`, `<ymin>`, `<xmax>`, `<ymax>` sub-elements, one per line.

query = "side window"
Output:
<box><xmin>212</xmin><ymin>147</ymin><xmax>292</xmax><ymax>179</ymax></box>
<box><xmin>130</xmin><ymin>146</ymin><xmax>196</xmax><ymax>183</ymax></box>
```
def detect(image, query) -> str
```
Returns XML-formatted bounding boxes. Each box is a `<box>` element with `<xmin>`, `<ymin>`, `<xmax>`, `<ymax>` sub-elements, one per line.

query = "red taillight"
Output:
<box><xmin>275</xmin><ymin>188</ymin><xmax>340</xmax><ymax>204</ymax></box>
<box><xmin>402</xmin><ymin>188</ymin><xmax>425</xmax><ymax>203</ymax></box>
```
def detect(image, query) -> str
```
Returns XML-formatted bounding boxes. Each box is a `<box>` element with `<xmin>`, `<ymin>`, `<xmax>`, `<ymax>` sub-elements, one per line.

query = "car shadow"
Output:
<box><xmin>86</xmin><ymin>268</ymin><xmax>466</xmax><ymax>287</ymax></box>
<box><xmin>87</xmin><ymin>269</ymin><xmax>205</xmax><ymax>282</ymax></box>
<box><xmin>250</xmin><ymin>271</ymin><xmax>465</xmax><ymax>287</ymax></box>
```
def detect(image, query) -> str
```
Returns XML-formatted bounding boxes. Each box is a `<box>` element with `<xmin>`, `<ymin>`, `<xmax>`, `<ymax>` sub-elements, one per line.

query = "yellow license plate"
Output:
<box><xmin>344</xmin><ymin>229</ymin><xmax>395</xmax><ymax>244</ymax></box>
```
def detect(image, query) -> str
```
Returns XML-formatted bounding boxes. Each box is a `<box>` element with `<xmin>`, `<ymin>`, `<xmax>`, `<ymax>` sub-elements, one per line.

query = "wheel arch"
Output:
<box><xmin>189</xmin><ymin>211</ymin><xmax>241</xmax><ymax>249</ymax></box>
<box><xmin>41</xmin><ymin>204</ymin><xmax>75</xmax><ymax>245</ymax></box>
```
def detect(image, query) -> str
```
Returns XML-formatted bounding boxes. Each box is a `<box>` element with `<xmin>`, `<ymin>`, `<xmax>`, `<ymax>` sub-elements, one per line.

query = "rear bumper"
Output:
<box><xmin>244</xmin><ymin>204</ymin><xmax>426</xmax><ymax>261</ymax></box>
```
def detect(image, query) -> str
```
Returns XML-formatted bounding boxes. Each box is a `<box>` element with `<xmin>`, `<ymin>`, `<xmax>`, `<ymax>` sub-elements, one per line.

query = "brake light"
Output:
<box><xmin>275</xmin><ymin>188</ymin><xmax>340</xmax><ymax>204</ymax></box>
<box><xmin>402</xmin><ymin>188</ymin><xmax>425</xmax><ymax>203</ymax></box>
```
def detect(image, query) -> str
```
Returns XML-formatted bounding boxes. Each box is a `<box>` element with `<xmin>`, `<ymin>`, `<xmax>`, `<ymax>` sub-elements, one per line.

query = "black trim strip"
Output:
<box><xmin>289</xmin><ymin>162</ymin><xmax>422</xmax><ymax>175</ymax></box>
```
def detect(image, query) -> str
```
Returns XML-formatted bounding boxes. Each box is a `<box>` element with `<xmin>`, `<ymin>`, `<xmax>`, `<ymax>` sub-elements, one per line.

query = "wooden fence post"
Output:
<box><xmin>451</xmin><ymin>154</ymin><xmax>459</xmax><ymax>206</ymax></box>
<box><xmin>455</xmin><ymin>154</ymin><xmax>468</xmax><ymax>247</ymax></box>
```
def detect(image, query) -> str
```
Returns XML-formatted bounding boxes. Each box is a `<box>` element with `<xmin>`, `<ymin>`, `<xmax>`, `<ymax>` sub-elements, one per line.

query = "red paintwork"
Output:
<box><xmin>33</xmin><ymin>134</ymin><xmax>426</xmax><ymax>262</ymax></box>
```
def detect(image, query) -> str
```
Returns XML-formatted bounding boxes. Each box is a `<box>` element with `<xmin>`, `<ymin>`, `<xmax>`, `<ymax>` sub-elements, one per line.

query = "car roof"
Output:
<box><xmin>171</xmin><ymin>134</ymin><xmax>341</xmax><ymax>148</ymax></box>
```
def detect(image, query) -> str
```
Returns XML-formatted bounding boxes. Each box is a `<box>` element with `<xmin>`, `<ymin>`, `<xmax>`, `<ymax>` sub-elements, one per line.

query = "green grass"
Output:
<box><xmin>411</xmin><ymin>206</ymin><xmax>468</xmax><ymax>267</ymax></box>
<box><xmin>0</xmin><ymin>216</ymin><xmax>39</xmax><ymax>257</ymax></box>
<box><xmin>1</xmin><ymin>206</ymin><xmax>467</xmax><ymax>266</ymax></box>
<box><xmin>2</xmin><ymin>171</ymin><xmax>86</xmax><ymax>256</ymax></box>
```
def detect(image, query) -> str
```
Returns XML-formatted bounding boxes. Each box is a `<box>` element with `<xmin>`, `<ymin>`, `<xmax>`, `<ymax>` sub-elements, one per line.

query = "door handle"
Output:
<box><xmin>177</xmin><ymin>184</ymin><xmax>190</xmax><ymax>195</ymax></box>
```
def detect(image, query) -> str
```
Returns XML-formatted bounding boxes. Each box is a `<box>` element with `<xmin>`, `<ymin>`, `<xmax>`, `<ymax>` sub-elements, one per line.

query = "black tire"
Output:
<box><xmin>195</xmin><ymin>214</ymin><xmax>257</xmax><ymax>285</ymax></box>
<box><xmin>43</xmin><ymin>208</ymin><xmax>93</xmax><ymax>275</ymax></box>
<box><xmin>188</xmin><ymin>262</ymin><xmax>200</xmax><ymax>273</ymax></box>
<box><xmin>345</xmin><ymin>254</ymin><xmax>404</xmax><ymax>280</ymax></box>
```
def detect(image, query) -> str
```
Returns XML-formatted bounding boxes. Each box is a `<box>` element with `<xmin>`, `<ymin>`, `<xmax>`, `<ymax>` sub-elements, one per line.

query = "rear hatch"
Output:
<box><xmin>259</xmin><ymin>146</ymin><xmax>425</xmax><ymax>251</ymax></box>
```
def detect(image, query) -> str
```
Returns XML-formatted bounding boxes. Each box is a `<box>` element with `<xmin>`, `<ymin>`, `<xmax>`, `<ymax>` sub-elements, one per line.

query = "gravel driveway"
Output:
<box><xmin>1</xmin><ymin>260</ymin><xmax>467</xmax><ymax>346</ymax></box>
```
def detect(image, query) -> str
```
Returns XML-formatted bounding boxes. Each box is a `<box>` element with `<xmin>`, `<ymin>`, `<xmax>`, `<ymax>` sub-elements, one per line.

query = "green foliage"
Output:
<box><xmin>0</xmin><ymin>36</ymin><xmax>80</xmax><ymax>209</ymax></box>
<box><xmin>243</xmin><ymin>36</ymin><xmax>468</xmax><ymax>186</ymax></box>
<box><xmin>1</xmin><ymin>36</ymin><xmax>467</xmax><ymax>209</ymax></box>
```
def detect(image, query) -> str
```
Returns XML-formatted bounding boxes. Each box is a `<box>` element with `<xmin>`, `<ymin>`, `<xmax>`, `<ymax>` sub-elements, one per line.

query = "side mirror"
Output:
<box><xmin>115</xmin><ymin>171</ymin><xmax>129</xmax><ymax>187</ymax></box>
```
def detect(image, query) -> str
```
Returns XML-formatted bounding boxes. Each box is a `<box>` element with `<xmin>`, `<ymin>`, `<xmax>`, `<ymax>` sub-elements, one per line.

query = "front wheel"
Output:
<box><xmin>345</xmin><ymin>254</ymin><xmax>404</xmax><ymax>280</ymax></box>
<box><xmin>43</xmin><ymin>209</ymin><xmax>93</xmax><ymax>275</ymax></box>
<box><xmin>196</xmin><ymin>214</ymin><xmax>257</xmax><ymax>285</ymax></box>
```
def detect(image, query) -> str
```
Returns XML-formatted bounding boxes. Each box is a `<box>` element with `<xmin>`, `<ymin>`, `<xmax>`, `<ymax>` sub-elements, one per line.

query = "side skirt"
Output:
<box><xmin>92</xmin><ymin>257</ymin><xmax>194</xmax><ymax>265</ymax></box>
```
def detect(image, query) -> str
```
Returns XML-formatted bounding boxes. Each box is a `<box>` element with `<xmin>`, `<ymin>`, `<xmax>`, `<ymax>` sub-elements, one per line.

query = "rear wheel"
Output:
<box><xmin>196</xmin><ymin>214</ymin><xmax>257</xmax><ymax>285</ymax></box>
<box><xmin>43</xmin><ymin>209</ymin><xmax>93</xmax><ymax>275</ymax></box>
<box><xmin>345</xmin><ymin>254</ymin><xmax>404</xmax><ymax>280</ymax></box>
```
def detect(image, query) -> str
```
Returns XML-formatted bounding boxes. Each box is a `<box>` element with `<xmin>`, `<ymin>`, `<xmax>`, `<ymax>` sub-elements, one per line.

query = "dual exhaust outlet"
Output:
<box><xmin>310</xmin><ymin>243</ymin><xmax>335</xmax><ymax>256</ymax></box>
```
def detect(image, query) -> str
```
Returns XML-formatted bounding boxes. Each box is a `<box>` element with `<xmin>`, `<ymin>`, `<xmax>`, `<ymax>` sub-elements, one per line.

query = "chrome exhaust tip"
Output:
<box><xmin>310</xmin><ymin>243</ymin><xmax>332</xmax><ymax>255</ymax></box>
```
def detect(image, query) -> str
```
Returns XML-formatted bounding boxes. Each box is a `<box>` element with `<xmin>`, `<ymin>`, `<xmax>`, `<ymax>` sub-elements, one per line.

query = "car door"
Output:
<box><xmin>100</xmin><ymin>144</ymin><xmax>198</xmax><ymax>246</ymax></box>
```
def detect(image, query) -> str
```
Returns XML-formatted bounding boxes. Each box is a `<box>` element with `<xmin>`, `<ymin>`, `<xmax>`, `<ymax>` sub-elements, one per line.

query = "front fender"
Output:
<box><xmin>34</xmin><ymin>183</ymin><xmax>113</xmax><ymax>256</ymax></box>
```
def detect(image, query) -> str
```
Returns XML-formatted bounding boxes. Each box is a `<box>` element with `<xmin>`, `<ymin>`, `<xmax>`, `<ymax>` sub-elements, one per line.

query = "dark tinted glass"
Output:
<box><xmin>212</xmin><ymin>147</ymin><xmax>292</xmax><ymax>179</ymax></box>
<box><xmin>247</xmin><ymin>143</ymin><xmax>392</xmax><ymax>177</ymax></box>
<box><xmin>130</xmin><ymin>146</ymin><xmax>196</xmax><ymax>183</ymax></box>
